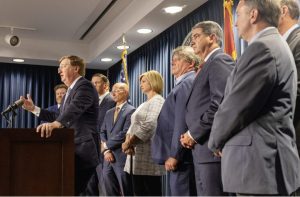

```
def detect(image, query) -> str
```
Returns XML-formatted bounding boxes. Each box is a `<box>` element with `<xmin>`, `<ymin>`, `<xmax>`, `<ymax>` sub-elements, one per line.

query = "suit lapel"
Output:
<box><xmin>287</xmin><ymin>26</ymin><xmax>300</xmax><ymax>44</ymax></box>
<box><xmin>186</xmin><ymin>49</ymin><xmax>222</xmax><ymax>103</ymax></box>
<box><xmin>61</xmin><ymin>77</ymin><xmax>84</xmax><ymax>112</ymax></box>
<box><xmin>100</xmin><ymin>94</ymin><xmax>109</xmax><ymax>107</ymax></box>
<box><xmin>111</xmin><ymin>103</ymin><xmax>127</xmax><ymax>131</ymax></box>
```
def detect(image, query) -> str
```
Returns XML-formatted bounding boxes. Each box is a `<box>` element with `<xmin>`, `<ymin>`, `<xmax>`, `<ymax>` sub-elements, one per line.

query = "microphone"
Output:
<box><xmin>1</xmin><ymin>99</ymin><xmax>24</xmax><ymax>116</ymax></box>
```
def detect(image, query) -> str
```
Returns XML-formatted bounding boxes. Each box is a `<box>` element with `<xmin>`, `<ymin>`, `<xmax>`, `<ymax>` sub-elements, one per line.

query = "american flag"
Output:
<box><xmin>121</xmin><ymin>35</ymin><xmax>129</xmax><ymax>85</ymax></box>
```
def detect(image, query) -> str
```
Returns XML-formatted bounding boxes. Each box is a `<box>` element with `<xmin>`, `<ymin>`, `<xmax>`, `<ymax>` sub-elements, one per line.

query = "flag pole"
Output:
<box><xmin>122</xmin><ymin>33</ymin><xmax>134</xmax><ymax>193</ymax></box>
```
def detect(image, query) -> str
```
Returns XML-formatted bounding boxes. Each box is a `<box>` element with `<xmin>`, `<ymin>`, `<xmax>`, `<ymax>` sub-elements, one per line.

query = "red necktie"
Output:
<box><xmin>196</xmin><ymin>62</ymin><xmax>205</xmax><ymax>75</ymax></box>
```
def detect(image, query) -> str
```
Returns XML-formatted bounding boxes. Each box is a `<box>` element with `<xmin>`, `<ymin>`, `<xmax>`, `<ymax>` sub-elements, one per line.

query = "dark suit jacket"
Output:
<box><xmin>39</xmin><ymin>77</ymin><xmax>100</xmax><ymax>169</ymax></box>
<box><xmin>97</xmin><ymin>93</ymin><xmax>115</xmax><ymax>133</ymax></box>
<box><xmin>208</xmin><ymin>28</ymin><xmax>300</xmax><ymax>194</ymax></box>
<box><xmin>286</xmin><ymin>26</ymin><xmax>300</xmax><ymax>155</ymax></box>
<box><xmin>40</xmin><ymin>104</ymin><xmax>59</xmax><ymax>124</ymax></box>
<box><xmin>152</xmin><ymin>71</ymin><xmax>195</xmax><ymax>164</ymax></box>
<box><xmin>100</xmin><ymin>103</ymin><xmax>135</xmax><ymax>165</ymax></box>
<box><xmin>185</xmin><ymin>49</ymin><xmax>234</xmax><ymax>163</ymax></box>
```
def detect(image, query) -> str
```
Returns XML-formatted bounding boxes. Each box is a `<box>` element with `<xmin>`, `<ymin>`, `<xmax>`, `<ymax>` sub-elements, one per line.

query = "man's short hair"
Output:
<box><xmin>92</xmin><ymin>73</ymin><xmax>110</xmax><ymax>87</ymax></box>
<box><xmin>54</xmin><ymin>84</ymin><xmax>67</xmax><ymax>92</ymax></box>
<box><xmin>280</xmin><ymin>0</ymin><xmax>300</xmax><ymax>20</ymax></box>
<box><xmin>139</xmin><ymin>70</ymin><xmax>163</xmax><ymax>95</ymax></box>
<box><xmin>59</xmin><ymin>55</ymin><xmax>86</xmax><ymax>77</ymax></box>
<box><xmin>172</xmin><ymin>46</ymin><xmax>201</xmax><ymax>68</ymax></box>
<box><xmin>244</xmin><ymin>0</ymin><xmax>281</xmax><ymax>27</ymax></box>
<box><xmin>192</xmin><ymin>21</ymin><xmax>223</xmax><ymax>47</ymax></box>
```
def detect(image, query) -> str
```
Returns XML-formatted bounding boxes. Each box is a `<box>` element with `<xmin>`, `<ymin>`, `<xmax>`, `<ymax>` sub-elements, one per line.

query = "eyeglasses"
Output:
<box><xmin>111</xmin><ymin>89</ymin><xmax>124</xmax><ymax>93</ymax></box>
<box><xmin>58</xmin><ymin>64</ymin><xmax>70</xmax><ymax>72</ymax></box>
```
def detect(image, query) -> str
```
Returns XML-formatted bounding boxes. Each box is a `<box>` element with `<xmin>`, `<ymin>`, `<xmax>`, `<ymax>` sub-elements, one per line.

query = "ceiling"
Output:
<box><xmin>0</xmin><ymin>0</ymin><xmax>207</xmax><ymax>70</ymax></box>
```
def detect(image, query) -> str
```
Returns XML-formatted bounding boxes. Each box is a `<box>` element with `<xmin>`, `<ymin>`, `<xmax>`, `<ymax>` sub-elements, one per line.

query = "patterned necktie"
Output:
<box><xmin>62</xmin><ymin>88</ymin><xmax>71</xmax><ymax>110</ymax></box>
<box><xmin>113</xmin><ymin>107</ymin><xmax>120</xmax><ymax>123</ymax></box>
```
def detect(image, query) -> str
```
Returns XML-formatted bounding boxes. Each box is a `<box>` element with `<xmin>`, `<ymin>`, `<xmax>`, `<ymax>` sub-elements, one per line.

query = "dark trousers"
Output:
<box><xmin>103</xmin><ymin>160</ymin><xmax>133</xmax><ymax>196</ymax></box>
<box><xmin>75</xmin><ymin>133</ymin><xmax>100</xmax><ymax>196</ymax></box>
<box><xmin>169</xmin><ymin>162</ymin><xmax>197</xmax><ymax>196</ymax></box>
<box><xmin>96</xmin><ymin>161</ymin><xmax>106</xmax><ymax>196</ymax></box>
<box><xmin>132</xmin><ymin>175</ymin><xmax>162</xmax><ymax>196</ymax></box>
<box><xmin>75</xmin><ymin>165</ymin><xmax>97</xmax><ymax>196</ymax></box>
<box><xmin>194</xmin><ymin>162</ymin><xmax>225</xmax><ymax>196</ymax></box>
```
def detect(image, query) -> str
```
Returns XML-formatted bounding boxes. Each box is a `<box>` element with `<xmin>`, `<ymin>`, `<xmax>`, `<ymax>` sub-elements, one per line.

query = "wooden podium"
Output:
<box><xmin>0</xmin><ymin>128</ymin><xmax>74</xmax><ymax>196</ymax></box>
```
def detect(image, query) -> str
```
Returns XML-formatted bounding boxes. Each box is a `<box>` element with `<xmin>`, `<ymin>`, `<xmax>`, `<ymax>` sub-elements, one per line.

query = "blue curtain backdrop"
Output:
<box><xmin>108</xmin><ymin>0</ymin><xmax>226</xmax><ymax>107</ymax></box>
<box><xmin>108</xmin><ymin>0</ymin><xmax>246</xmax><ymax>108</ymax></box>
<box><xmin>0</xmin><ymin>62</ymin><xmax>105</xmax><ymax>128</ymax></box>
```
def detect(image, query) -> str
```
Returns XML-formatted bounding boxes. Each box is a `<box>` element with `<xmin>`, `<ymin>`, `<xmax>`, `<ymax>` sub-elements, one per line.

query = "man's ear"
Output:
<box><xmin>74</xmin><ymin>66</ymin><xmax>80</xmax><ymax>72</ymax></box>
<box><xmin>281</xmin><ymin>5</ymin><xmax>288</xmax><ymax>17</ymax></box>
<box><xmin>209</xmin><ymin>33</ymin><xmax>217</xmax><ymax>44</ymax></box>
<box><xmin>250</xmin><ymin>8</ymin><xmax>259</xmax><ymax>24</ymax></box>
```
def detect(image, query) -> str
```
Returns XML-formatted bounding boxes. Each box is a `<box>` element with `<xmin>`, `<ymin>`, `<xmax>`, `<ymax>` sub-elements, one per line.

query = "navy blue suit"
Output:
<box><xmin>40</xmin><ymin>105</ymin><xmax>59</xmax><ymax>124</ymax></box>
<box><xmin>185</xmin><ymin>49</ymin><xmax>234</xmax><ymax>195</ymax></box>
<box><xmin>39</xmin><ymin>77</ymin><xmax>100</xmax><ymax>195</ymax></box>
<box><xmin>96</xmin><ymin>93</ymin><xmax>115</xmax><ymax>195</ymax></box>
<box><xmin>98</xmin><ymin>93</ymin><xmax>116</xmax><ymax>135</ymax></box>
<box><xmin>100</xmin><ymin>103</ymin><xmax>135</xmax><ymax>196</ymax></box>
<box><xmin>153</xmin><ymin>71</ymin><xmax>196</xmax><ymax>196</ymax></box>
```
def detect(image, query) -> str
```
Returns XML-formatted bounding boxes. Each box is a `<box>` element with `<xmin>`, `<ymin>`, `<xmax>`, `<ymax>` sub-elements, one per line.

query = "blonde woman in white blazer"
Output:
<box><xmin>122</xmin><ymin>70</ymin><xmax>165</xmax><ymax>196</ymax></box>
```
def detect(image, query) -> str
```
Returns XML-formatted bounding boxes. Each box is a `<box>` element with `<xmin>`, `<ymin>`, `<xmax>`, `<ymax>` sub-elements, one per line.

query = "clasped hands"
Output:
<box><xmin>122</xmin><ymin>135</ymin><xmax>135</xmax><ymax>155</ymax></box>
<box><xmin>180</xmin><ymin>132</ymin><xmax>222</xmax><ymax>157</ymax></box>
<box><xmin>180</xmin><ymin>132</ymin><xmax>196</xmax><ymax>149</ymax></box>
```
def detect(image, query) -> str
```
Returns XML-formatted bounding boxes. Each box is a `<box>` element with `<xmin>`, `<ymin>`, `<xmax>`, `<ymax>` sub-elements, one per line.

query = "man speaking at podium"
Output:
<box><xmin>21</xmin><ymin>55</ymin><xmax>100</xmax><ymax>196</ymax></box>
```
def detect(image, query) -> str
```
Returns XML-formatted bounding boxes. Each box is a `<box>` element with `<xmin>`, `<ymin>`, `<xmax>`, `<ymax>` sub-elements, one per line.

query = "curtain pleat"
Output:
<box><xmin>107</xmin><ymin>0</ymin><xmax>232</xmax><ymax>107</ymax></box>
<box><xmin>0</xmin><ymin>63</ymin><xmax>104</xmax><ymax>128</ymax></box>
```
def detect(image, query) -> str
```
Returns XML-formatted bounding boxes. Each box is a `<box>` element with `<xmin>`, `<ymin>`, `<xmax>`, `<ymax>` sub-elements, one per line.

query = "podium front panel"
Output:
<box><xmin>0</xmin><ymin>128</ymin><xmax>74</xmax><ymax>196</ymax></box>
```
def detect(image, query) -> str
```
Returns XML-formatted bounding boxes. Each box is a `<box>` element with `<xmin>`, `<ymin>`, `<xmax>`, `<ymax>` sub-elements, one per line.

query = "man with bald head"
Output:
<box><xmin>100</xmin><ymin>83</ymin><xmax>135</xmax><ymax>196</ymax></box>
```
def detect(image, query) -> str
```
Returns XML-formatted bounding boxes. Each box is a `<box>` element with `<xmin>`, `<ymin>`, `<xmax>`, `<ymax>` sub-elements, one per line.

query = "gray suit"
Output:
<box><xmin>286</xmin><ymin>26</ymin><xmax>300</xmax><ymax>156</ymax></box>
<box><xmin>185</xmin><ymin>49</ymin><xmax>234</xmax><ymax>195</ymax></box>
<box><xmin>208</xmin><ymin>28</ymin><xmax>300</xmax><ymax>195</ymax></box>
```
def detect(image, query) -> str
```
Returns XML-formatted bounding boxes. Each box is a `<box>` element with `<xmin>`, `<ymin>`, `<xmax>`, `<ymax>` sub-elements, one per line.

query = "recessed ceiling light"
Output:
<box><xmin>163</xmin><ymin>6</ymin><xmax>183</xmax><ymax>14</ymax></box>
<box><xmin>101</xmin><ymin>58</ymin><xmax>112</xmax><ymax>62</ymax></box>
<box><xmin>117</xmin><ymin>45</ymin><xmax>130</xmax><ymax>50</ymax></box>
<box><xmin>13</xmin><ymin>58</ymin><xmax>24</xmax><ymax>63</ymax></box>
<box><xmin>137</xmin><ymin>28</ymin><xmax>153</xmax><ymax>34</ymax></box>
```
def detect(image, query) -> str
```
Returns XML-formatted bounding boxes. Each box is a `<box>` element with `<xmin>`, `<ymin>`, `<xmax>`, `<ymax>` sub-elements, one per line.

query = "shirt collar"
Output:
<box><xmin>175</xmin><ymin>71</ymin><xmax>195</xmax><ymax>85</ymax></box>
<box><xmin>99</xmin><ymin>91</ymin><xmax>110</xmax><ymax>101</ymax></box>
<box><xmin>249</xmin><ymin>27</ymin><xmax>275</xmax><ymax>45</ymax></box>
<box><xmin>204</xmin><ymin>47</ymin><xmax>220</xmax><ymax>62</ymax></box>
<box><xmin>116</xmin><ymin>101</ymin><xmax>127</xmax><ymax>110</ymax></box>
<box><xmin>68</xmin><ymin>76</ymin><xmax>82</xmax><ymax>90</ymax></box>
<box><xmin>283</xmin><ymin>24</ymin><xmax>299</xmax><ymax>40</ymax></box>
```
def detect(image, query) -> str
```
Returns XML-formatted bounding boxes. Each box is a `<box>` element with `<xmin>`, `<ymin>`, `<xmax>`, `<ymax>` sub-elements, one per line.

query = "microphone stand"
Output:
<box><xmin>1</xmin><ymin>109</ymin><xmax>17</xmax><ymax>128</ymax></box>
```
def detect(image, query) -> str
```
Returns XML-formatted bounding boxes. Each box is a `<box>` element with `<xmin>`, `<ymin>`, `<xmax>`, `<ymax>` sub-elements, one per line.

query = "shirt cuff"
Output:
<box><xmin>187</xmin><ymin>130</ymin><xmax>197</xmax><ymax>143</ymax></box>
<box><xmin>103</xmin><ymin>149</ymin><xmax>111</xmax><ymax>155</ymax></box>
<box><xmin>103</xmin><ymin>142</ymin><xmax>108</xmax><ymax>149</ymax></box>
<box><xmin>32</xmin><ymin>106</ymin><xmax>41</xmax><ymax>117</ymax></box>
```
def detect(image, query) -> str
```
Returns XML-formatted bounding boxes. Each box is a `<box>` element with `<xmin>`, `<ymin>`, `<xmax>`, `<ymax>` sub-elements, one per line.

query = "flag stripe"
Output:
<box><xmin>224</xmin><ymin>0</ymin><xmax>237</xmax><ymax>60</ymax></box>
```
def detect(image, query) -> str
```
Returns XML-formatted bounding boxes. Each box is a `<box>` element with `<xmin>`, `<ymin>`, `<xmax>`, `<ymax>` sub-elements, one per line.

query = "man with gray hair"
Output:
<box><xmin>180</xmin><ymin>21</ymin><xmax>235</xmax><ymax>195</ymax></box>
<box><xmin>152</xmin><ymin>46</ymin><xmax>199</xmax><ymax>196</ymax></box>
<box><xmin>278</xmin><ymin>0</ymin><xmax>300</xmax><ymax>158</ymax></box>
<box><xmin>208</xmin><ymin>0</ymin><xmax>300</xmax><ymax>195</ymax></box>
